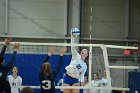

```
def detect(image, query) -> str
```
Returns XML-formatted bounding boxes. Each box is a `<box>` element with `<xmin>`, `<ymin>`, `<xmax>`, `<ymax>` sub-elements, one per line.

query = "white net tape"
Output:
<box><xmin>19</xmin><ymin>86</ymin><xmax>129</xmax><ymax>91</ymax></box>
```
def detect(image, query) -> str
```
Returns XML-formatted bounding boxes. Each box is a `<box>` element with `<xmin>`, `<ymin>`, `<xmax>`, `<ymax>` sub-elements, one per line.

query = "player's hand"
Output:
<box><xmin>48</xmin><ymin>47</ymin><xmax>55</xmax><ymax>56</ymax></box>
<box><xmin>60</xmin><ymin>47</ymin><xmax>66</xmax><ymax>56</ymax></box>
<box><xmin>5</xmin><ymin>38</ymin><xmax>11</xmax><ymax>46</ymax></box>
<box><xmin>13</xmin><ymin>42</ymin><xmax>20</xmax><ymax>51</ymax></box>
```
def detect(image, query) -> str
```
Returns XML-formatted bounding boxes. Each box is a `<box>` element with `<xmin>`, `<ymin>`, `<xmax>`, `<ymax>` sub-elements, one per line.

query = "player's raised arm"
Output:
<box><xmin>1</xmin><ymin>38</ymin><xmax>11</xmax><ymax>56</ymax></box>
<box><xmin>60</xmin><ymin>47</ymin><xmax>66</xmax><ymax>56</ymax></box>
<box><xmin>53</xmin><ymin>47</ymin><xmax>66</xmax><ymax>77</ymax></box>
<box><xmin>7</xmin><ymin>42</ymin><xmax>20</xmax><ymax>69</ymax></box>
<box><xmin>43</xmin><ymin>47</ymin><xmax>55</xmax><ymax>63</ymax></box>
<box><xmin>70</xmin><ymin>28</ymin><xmax>80</xmax><ymax>60</ymax></box>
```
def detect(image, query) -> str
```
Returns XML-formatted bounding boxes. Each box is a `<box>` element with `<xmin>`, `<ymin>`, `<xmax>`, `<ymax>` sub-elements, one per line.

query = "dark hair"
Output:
<box><xmin>79</xmin><ymin>48</ymin><xmax>89</xmax><ymax>60</ymax></box>
<box><xmin>0</xmin><ymin>55</ymin><xmax>4</xmax><ymax>64</ymax></box>
<box><xmin>41</xmin><ymin>62</ymin><xmax>51</xmax><ymax>74</ymax></box>
<box><xmin>93</xmin><ymin>73</ymin><xmax>98</xmax><ymax>76</ymax></box>
<box><xmin>12</xmin><ymin>66</ymin><xmax>18</xmax><ymax>70</ymax></box>
<box><xmin>21</xmin><ymin>87</ymin><xmax>34</xmax><ymax>93</ymax></box>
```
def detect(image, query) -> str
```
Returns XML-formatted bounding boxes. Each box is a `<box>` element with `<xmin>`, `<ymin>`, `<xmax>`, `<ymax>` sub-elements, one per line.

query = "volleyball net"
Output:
<box><xmin>0</xmin><ymin>42</ymin><xmax>138</xmax><ymax>91</ymax></box>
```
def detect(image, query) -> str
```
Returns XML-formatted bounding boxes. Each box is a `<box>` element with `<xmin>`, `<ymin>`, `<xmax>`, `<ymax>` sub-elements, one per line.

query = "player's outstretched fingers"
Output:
<box><xmin>48</xmin><ymin>47</ymin><xmax>55</xmax><ymax>56</ymax></box>
<box><xmin>13</xmin><ymin>42</ymin><xmax>20</xmax><ymax>50</ymax></box>
<box><xmin>5</xmin><ymin>38</ymin><xmax>11</xmax><ymax>45</ymax></box>
<box><xmin>60</xmin><ymin>47</ymin><xmax>66</xmax><ymax>56</ymax></box>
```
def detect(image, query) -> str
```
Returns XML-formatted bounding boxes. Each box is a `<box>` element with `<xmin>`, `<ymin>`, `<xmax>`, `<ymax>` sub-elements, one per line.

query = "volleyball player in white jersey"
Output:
<box><xmin>100</xmin><ymin>70</ymin><xmax>112</xmax><ymax>93</ymax></box>
<box><xmin>8</xmin><ymin>67</ymin><xmax>22</xmax><ymax>93</ymax></box>
<box><xmin>63</xmin><ymin>28</ymin><xmax>88</xmax><ymax>93</ymax></box>
<box><xmin>91</xmin><ymin>73</ymin><xmax>101</xmax><ymax>93</ymax></box>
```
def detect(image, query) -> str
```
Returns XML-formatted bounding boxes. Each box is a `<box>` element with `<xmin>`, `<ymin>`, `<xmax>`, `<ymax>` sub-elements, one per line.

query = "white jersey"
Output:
<box><xmin>100</xmin><ymin>77</ymin><xmax>112</xmax><ymax>93</ymax></box>
<box><xmin>8</xmin><ymin>75</ymin><xmax>22</xmax><ymax>93</ymax></box>
<box><xmin>65</xmin><ymin>52</ymin><xmax>87</xmax><ymax>82</ymax></box>
<box><xmin>91</xmin><ymin>80</ymin><xmax>101</xmax><ymax>93</ymax></box>
<box><xmin>66</xmin><ymin>34</ymin><xmax>87</xmax><ymax>82</ymax></box>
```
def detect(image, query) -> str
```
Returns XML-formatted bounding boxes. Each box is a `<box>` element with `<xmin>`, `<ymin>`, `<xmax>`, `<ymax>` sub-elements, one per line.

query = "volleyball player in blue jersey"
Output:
<box><xmin>0</xmin><ymin>39</ymin><xmax>20</xmax><ymax>93</ymax></box>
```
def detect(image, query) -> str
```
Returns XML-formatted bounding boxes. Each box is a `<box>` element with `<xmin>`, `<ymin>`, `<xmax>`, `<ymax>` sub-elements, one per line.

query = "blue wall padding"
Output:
<box><xmin>128</xmin><ymin>71</ymin><xmax>140</xmax><ymax>93</ymax></box>
<box><xmin>4</xmin><ymin>54</ymin><xmax>72</xmax><ymax>93</ymax></box>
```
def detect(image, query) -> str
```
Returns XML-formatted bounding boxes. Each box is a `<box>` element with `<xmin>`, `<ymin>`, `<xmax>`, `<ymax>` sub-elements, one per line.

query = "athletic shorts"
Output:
<box><xmin>63</xmin><ymin>74</ymin><xmax>78</xmax><ymax>86</ymax></box>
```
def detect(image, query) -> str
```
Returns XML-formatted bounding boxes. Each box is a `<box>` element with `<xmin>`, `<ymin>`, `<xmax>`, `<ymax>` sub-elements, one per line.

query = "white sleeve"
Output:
<box><xmin>18</xmin><ymin>76</ymin><xmax>22</xmax><ymax>86</ymax></box>
<box><xmin>7</xmin><ymin>75</ymin><xmax>10</xmax><ymax>81</ymax></box>
<box><xmin>71</xmin><ymin>33</ymin><xmax>78</xmax><ymax>60</ymax></box>
<box><xmin>7</xmin><ymin>75</ymin><xmax>11</xmax><ymax>82</ymax></box>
